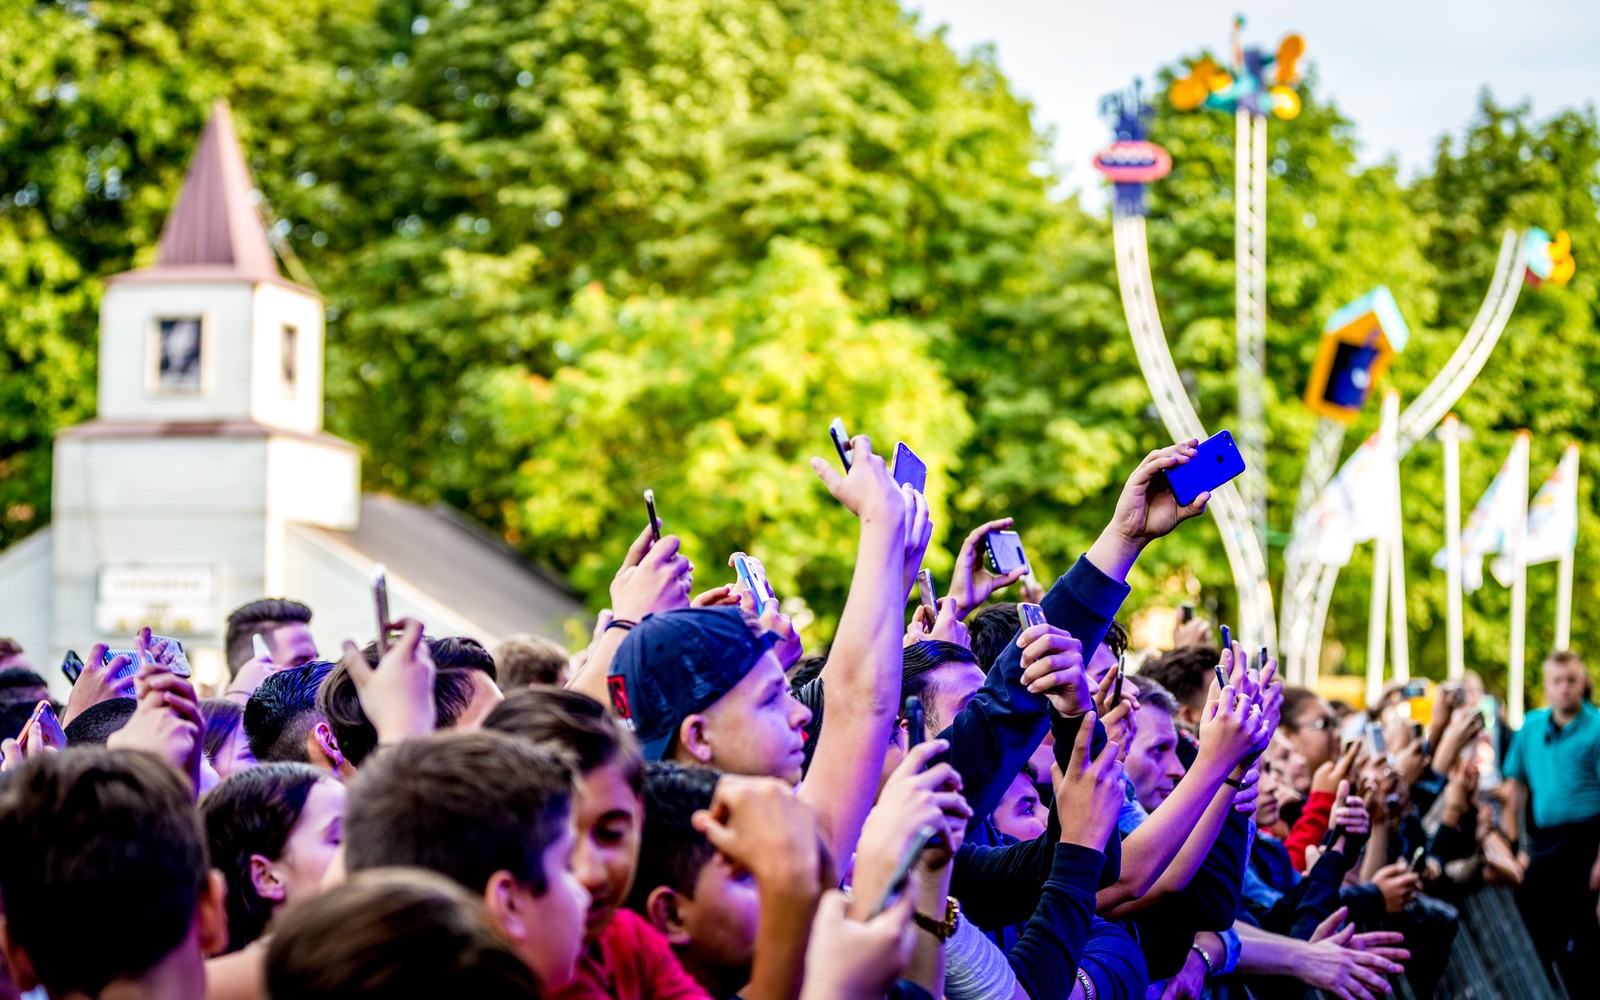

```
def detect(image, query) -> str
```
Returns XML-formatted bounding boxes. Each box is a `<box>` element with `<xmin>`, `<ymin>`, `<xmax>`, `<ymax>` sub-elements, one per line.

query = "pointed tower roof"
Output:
<box><xmin>109</xmin><ymin>100</ymin><xmax>305</xmax><ymax>291</ymax></box>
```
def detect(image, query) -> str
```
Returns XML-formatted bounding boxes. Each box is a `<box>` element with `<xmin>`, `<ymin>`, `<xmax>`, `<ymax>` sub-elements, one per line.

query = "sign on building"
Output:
<box><xmin>95</xmin><ymin>566</ymin><xmax>217</xmax><ymax>635</ymax></box>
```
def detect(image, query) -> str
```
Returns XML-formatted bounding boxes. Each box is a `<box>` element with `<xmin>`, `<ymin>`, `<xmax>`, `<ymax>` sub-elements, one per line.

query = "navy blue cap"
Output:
<box><xmin>606</xmin><ymin>606</ymin><xmax>776</xmax><ymax>761</ymax></box>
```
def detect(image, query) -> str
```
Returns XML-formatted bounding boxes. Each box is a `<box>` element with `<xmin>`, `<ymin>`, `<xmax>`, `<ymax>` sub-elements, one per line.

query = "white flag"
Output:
<box><xmin>1433</xmin><ymin>437</ymin><xmax>1527</xmax><ymax>592</ymax></box>
<box><xmin>1300</xmin><ymin>424</ymin><xmax>1395</xmax><ymax>568</ymax></box>
<box><xmin>1491</xmin><ymin>445</ymin><xmax>1579</xmax><ymax>586</ymax></box>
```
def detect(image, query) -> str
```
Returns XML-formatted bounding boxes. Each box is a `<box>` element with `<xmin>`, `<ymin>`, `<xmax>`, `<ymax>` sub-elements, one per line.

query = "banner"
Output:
<box><xmin>1301</xmin><ymin>425</ymin><xmax>1394</xmax><ymax>568</ymax></box>
<box><xmin>1433</xmin><ymin>438</ymin><xmax>1526</xmax><ymax>593</ymax></box>
<box><xmin>1491</xmin><ymin>445</ymin><xmax>1579</xmax><ymax>586</ymax></box>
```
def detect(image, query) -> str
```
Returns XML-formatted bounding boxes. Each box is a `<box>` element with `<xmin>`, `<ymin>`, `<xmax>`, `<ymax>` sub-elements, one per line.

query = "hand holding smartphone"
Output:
<box><xmin>985</xmin><ymin>530</ymin><xmax>1029</xmax><ymax>576</ymax></box>
<box><xmin>1162</xmin><ymin>430</ymin><xmax>1246</xmax><ymax>506</ymax></box>
<box><xmin>16</xmin><ymin>699</ymin><xmax>66</xmax><ymax>751</ymax></box>
<box><xmin>916</xmin><ymin>568</ymin><xmax>937</xmax><ymax>621</ymax></box>
<box><xmin>732</xmin><ymin>552</ymin><xmax>777</xmax><ymax>606</ymax></box>
<box><xmin>892</xmin><ymin>442</ymin><xmax>927</xmax><ymax>493</ymax></box>
<box><xmin>829</xmin><ymin>418</ymin><xmax>853</xmax><ymax>472</ymax></box>
<box><xmin>372</xmin><ymin>563</ymin><xmax>394</xmax><ymax>656</ymax></box>
<box><xmin>870</xmin><ymin>824</ymin><xmax>939</xmax><ymax>917</ymax></box>
<box><xmin>643</xmin><ymin>490</ymin><xmax>662</xmax><ymax>545</ymax></box>
<box><xmin>1017</xmin><ymin>603</ymin><xmax>1048</xmax><ymax>631</ymax></box>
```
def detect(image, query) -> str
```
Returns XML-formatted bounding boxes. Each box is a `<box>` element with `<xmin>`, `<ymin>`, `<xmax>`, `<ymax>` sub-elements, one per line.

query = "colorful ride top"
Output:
<box><xmin>1524</xmin><ymin>227</ymin><xmax>1577</xmax><ymax>287</ymax></box>
<box><xmin>1170</xmin><ymin>16</ymin><xmax>1305</xmax><ymax>120</ymax></box>
<box><xmin>1093</xmin><ymin>84</ymin><xmax>1172</xmax><ymax>216</ymax></box>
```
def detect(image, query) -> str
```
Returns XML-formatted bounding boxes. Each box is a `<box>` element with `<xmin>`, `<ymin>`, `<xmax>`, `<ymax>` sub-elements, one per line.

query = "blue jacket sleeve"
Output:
<box><xmin>1078</xmin><ymin>917</ymin><xmax>1149</xmax><ymax>1000</ymax></box>
<box><xmin>940</xmin><ymin>556</ymin><xmax>1130</xmax><ymax>825</ymax></box>
<box><xmin>1006</xmin><ymin>844</ymin><xmax>1104</xmax><ymax>1000</ymax></box>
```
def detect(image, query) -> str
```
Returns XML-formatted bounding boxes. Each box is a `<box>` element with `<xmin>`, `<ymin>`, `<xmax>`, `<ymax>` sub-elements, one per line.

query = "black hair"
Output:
<box><xmin>0</xmin><ymin>666</ymin><xmax>48</xmax><ymax>704</ymax></box>
<box><xmin>225</xmin><ymin>598</ymin><xmax>313</xmax><ymax>672</ymax></box>
<box><xmin>63</xmin><ymin>698</ymin><xmax>138</xmax><ymax>746</ymax></box>
<box><xmin>1126</xmin><ymin>675</ymin><xmax>1179</xmax><ymax>715</ymax></box>
<box><xmin>484</xmin><ymin>686</ymin><xmax>644</xmax><ymax>794</ymax></box>
<box><xmin>317</xmin><ymin>660</ymin><xmax>480</xmax><ymax>768</ymax></box>
<box><xmin>0</xmin><ymin>748</ymin><xmax>209</xmax><ymax>996</ymax></box>
<box><xmin>200</xmin><ymin>698</ymin><xmax>246</xmax><ymax>762</ymax></box>
<box><xmin>1103</xmin><ymin>620</ymin><xmax>1130</xmax><ymax>659</ymax></box>
<box><xmin>967</xmin><ymin>602</ymin><xmax>1021</xmax><ymax>672</ymax></box>
<box><xmin>0</xmin><ymin>700</ymin><xmax>37</xmax><ymax>741</ymax></box>
<box><xmin>1138</xmin><ymin>646</ymin><xmax>1220</xmax><ymax>712</ymax></box>
<box><xmin>201</xmin><ymin>763</ymin><xmax>328</xmax><ymax>953</ymax></box>
<box><xmin>902</xmin><ymin>640</ymin><xmax>981</xmax><ymax>730</ymax></box>
<box><xmin>345</xmin><ymin>730</ymin><xmax>576</xmax><ymax>896</ymax></box>
<box><xmin>244</xmin><ymin>661</ymin><xmax>337</xmax><ymax>764</ymax></box>
<box><xmin>626</xmin><ymin>762</ymin><xmax>720</xmax><ymax>914</ymax></box>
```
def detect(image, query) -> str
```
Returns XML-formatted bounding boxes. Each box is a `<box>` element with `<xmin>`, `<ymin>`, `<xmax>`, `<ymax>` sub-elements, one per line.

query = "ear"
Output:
<box><xmin>676</xmin><ymin>715</ymin><xmax>715</xmax><ymax>765</ymax></box>
<box><xmin>482</xmin><ymin>870</ymin><xmax>530</xmax><ymax>947</ymax></box>
<box><xmin>248</xmin><ymin>853</ymin><xmax>287</xmax><ymax>903</ymax></box>
<box><xmin>0</xmin><ymin>916</ymin><xmax>40</xmax><ymax>992</ymax></box>
<box><xmin>199</xmin><ymin>869</ymin><xmax>229</xmax><ymax>957</ymax></box>
<box><xmin>645</xmin><ymin>886</ymin><xmax>693</xmax><ymax>947</ymax></box>
<box><xmin>310</xmin><ymin>722</ymin><xmax>344</xmax><ymax>773</ymax></box>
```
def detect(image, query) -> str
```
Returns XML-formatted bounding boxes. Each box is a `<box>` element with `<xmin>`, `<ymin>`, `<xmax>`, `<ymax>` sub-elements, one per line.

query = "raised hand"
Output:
<box><xmin>1173</xmin><ymin>613</ymin><xmax>1213</xmax><ymax>649</ymax></box>
<box><xmin>907</xmin><ymin>597</ymin><xmax>970</xmax><ymax>649</ymax></box>
<box><xmin>1056</xmin><ymin>711</ymin><xmax>1126</xmax><ymax>849</ymax></box>
<box><xmin>1305</xmin><ymin>906</ymin><xmax>1408</xmax><ymax>998</ymax></box>
<box><xmin>340</xmin><ymin>617</ymin><xmax>437</xmax><ymax>746</ymax></box>
<box><xmin>1018</xmin><ymin>624</ymin><xmax>1092</xmax><ymax>717</ymax></box>
<box><xmin>899</xmin><ymin>485</ymin><xmax>933</xmax><ymax>601</ymax></box>
<box><xmin>60</xmin><ymin>642</ymin><xmax>137</xmax><ymax>726</ymax></box>
<box><xmin>1370</xmin><ymin>860</ymin><xmax>1421</xmax><ymax>913</ymax></box>
<box><xmin>1105</xmin><ymin>441</ymin><xmax>1212</xmax><ymax>546</ymax></box>
<box><xmin>1314</xmin><ymin>739</ymin><xmax>1363</xmax><ymax>796</ymax></box>
<box><xmin>947</xmin><ymin>518</ymin><xmax>1028</xmax><ymax>618</ymax></box>
<box><xmin>810</xmin><ymin>435</ymin><xmax>906</xmax><ymax>527</ymax></box>
<box><xmin>108</xmin><ymin>643</ymin><xmax>204</xmax><ymax>792</ymax></box>
<box><xmin>1198</xmin><ymin>673</ymin><xmax>1263</xmax><ymax>771</ymax></box>
<box><xmin>610</xmin><ymin>524</ymin><xmax>694</xmax><ymax>620</ymax></box>
<box><xmin>801</xmin><ymin>890</ymin><xmax>915</xmax><ymax>1000</ymax></box>
<box><xmin>853</xmin><ymin>740</ymin><xmax>972</xmax><ymax>915</ymax></box>
<box><xmin>693</xmin><ymin>774</ymin><xmax>823</xmax><ymax>892</ymax></box>
<box><xmin>1432</xmin><ymin>708</ymin><xmax>1485</xmax><ymax>776</ymax></box>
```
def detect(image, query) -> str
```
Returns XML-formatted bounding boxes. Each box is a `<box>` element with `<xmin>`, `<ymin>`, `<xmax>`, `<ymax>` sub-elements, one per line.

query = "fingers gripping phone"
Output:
<box><xmin>916</xmin><ymin>569</ymin><xmax>937</xmax><ymax>618</ymax></box>
<box><xmin>733</xmin><ymin>552</ymin><xmax>777</xmax><ymax>605</ymax></box>
<box><xmin>16</xmin><ymin>700</ymin><xmax>66</xmax><ymax>750</ymax></box>
<box><xmin>984</xmin><ymin>530</ymin><xmax>1029</xmax><ymax>576</ymax></box>
<box><xmin>870</xmin><ymin>824</ymin><xmax>939</xmax><ymax>917</ymax></box>
<box><xmin>1017</xmin><ymin>603</ymin><xmax>1048</xmax><ymax>631</ymax></box>
<box><xmin>373</xmin><ymin>563</ymin><xmax>394</xmax><ymax>656</ymax></box>
<box><xmin>829</xmin><ymin>418</ymin><xmax>853</xmax><ymax>472</ymax></box>
<box><xmin>892</xmin><ymin>442</ymin><xmax>927</xmax><ymax>493</ymax></box>
<box><xmin>1163</xmin><ymin>430</ymin><xmax>1246</xmax><ymax>506</ymax></box>
<box><xmin>643</xmin><ymin>490</ymin><xmax>662</xmax><ymax>545</ymax></box>
<box><xmin>1111</xmin><ymin>654</ymin><xmax>1126</xmax><ymax>708</ymax></box>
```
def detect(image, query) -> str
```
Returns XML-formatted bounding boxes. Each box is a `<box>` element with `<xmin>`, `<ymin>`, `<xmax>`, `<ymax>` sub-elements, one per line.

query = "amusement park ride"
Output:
<box><xmin>1096</xmin><ymin>17</ymin><xmax>1578</xmax><ymax>690</ymax></box>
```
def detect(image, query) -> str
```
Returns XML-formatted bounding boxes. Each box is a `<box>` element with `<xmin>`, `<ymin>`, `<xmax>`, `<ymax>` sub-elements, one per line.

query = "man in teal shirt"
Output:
<box><xmin>1503</xmin><ymin>650</ymin><xmax>1600</xmax><ymax>988</ymax></box>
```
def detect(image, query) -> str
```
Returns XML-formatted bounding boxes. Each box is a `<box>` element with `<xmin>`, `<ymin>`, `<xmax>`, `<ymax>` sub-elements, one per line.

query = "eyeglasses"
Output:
<box><xmin>1296</xmin><ymin>716</ymin><xmax>1337</xmax><ymax>732</ymax></box>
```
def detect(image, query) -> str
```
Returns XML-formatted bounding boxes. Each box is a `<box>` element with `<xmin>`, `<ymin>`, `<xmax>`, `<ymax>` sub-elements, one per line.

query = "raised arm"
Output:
<box><xmin>568</xmin><ymin>525</ymin><xmax>693</xmax><ymax>703</ymax></box>
<box><xmin>798</xmin><ymin>435</ymin><xmax>921</xmax><ymax>866</ymax></box>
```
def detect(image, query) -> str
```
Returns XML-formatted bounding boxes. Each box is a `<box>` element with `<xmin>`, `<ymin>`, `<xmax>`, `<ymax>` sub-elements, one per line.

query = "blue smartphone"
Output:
<box><xmin>1163</xmin><ymin>431</ymin><xmax>1246</xmax><ymax>506</ymax></box>
<box><xmin>892</xmin><ymin>442</ymin><xmax>927</xmax><ymax>493</ymax></box>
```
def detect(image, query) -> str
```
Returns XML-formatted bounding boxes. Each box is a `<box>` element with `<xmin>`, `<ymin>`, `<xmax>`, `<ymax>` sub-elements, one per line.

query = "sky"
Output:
<box><xmin>907</xmin><ymin>0</ymin><xmax>1600</xmax><ymax>207</ymax></box>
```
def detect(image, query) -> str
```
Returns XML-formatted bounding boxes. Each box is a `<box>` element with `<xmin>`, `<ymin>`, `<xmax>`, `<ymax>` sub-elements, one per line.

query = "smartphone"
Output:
<box><xmin>1364</xmin><ymin>721</ymin><xmax>1388</xmax><ymax>759</ymax></box>
<box><xmin>252</xmin><ymin>633</ymin><xmax>271</xmax><ymax>662</ymax></box>
<box><xmin>904</xmin><ymin>695</ymin><xmax>927</xmax><ymax>749</ymax></box>
<box><xmin>870</xmin><ymin>824</ymin><xmax>939</xmax><ymax>917</ymax></box>
<box><xmin>1410</xmin><ymin>721</ymin><xmax>1426</xmax><ymax>742</ymax></box>
<box><xmin>16</xmin><ymin>700</ymin><xmax>66</xmax><ymax>751</ymax></box>
<box><xmin>1163</xmin><ymin>430</ymin><xmax>1246</xmax><ymax>506</ymax></box>
<box><xmin>1409</xmin><ymin>846</ymin><xmax>1428</xmax><ymax>874</ymax></box>
<box><xmin>984</xmin><ymin>530</ymin><xmax>1029</xmax><ymax>576</ymax></box>
<box><xmin>891</xmin><ymin>442</ymin><xmax>927</xmax><ymax>494</ymax></box>
<box><xmin>1180</xmin><ymin>604</ymin><xmax>1195</xmax><ymax>624</ymax></box>
<box><xmin>61</xmin><ymin>650</ymin><xmax>84</xmax><ymax>686</ymax></box>
<box><xmin>1111</xmin><ymin>654</ymin><xmax>1126</xmax><ymax>708</ymax></box>
<box><xmin>372</xmin><ymin>563</ymin><xmax>393</xmax><ymax>656</ymax></box>
<box><xmin>1400</xmin><ymin>680</ymin><xmax>1427</xmax><ymax>700</ymax></box>
<box><xmin>828</xmin><ymin>418</ymin><xmax>853</xmax><ymax>472</ymax></box>
<box><xmin>643</xmin><ymin>489</ymin><xmax>662</xmax><ymax>545</ymax></box>
<box><xmin>1017</xmin><ymin>603</ymin><xmax>1048</xmax><ymax>630</ymax></box>
<box><xmin>1259</xmin><ymin>646</ymin><xmax>1270</xmax><ymax>675</ymax></box>
<box><xmin>103</xmin><ymin>647</ymin><xmax>141</xmax><ymax>682</ymax></box>
<box><xmin>732</xmin><ymin>552</ymin><xmax>777</xmax><ymax>605</ymax></box>
<box><xmin>1214</xmin><ymin>624</ymin><xmax>1232</xmax><ymax>690</ymax></box>
<box><xmin>1220</xmin><ymin>624</ymin><xmax>1232</xmax><ymax>652</ymax></box>
<box><xmin>916</xmin><ymin>568</ymin><xmax>937</xmax><ymax>617</ymax></box>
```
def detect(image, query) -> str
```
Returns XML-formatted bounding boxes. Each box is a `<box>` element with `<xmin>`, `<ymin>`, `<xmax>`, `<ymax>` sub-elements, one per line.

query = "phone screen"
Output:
<box><xmin>985</xmin><ymin>530</ymin><xmax>1028</xmax><ymax>576</ymax></box>
<box><xmin>829</xmin><ymin>418</ymin><xmax>853</xmax><ymax>472</ymax></box>
<box><xmin>1365</xmin><ymin>721</ymin><xmax>1388</xmax><ymax>759</ymax></box>
<box><xmin>1017</xmin><ymin>603</ymin><xmax>1047</xmax><ymax>630</ymax></box>
<box><xmin>916</xmin><ymin>568</ymin><xmax>937</xmax><ymax>614</ymax></box>
<box><xmin>61</xmin><ymin>650</ymin><xmax>84</xmax><ymax>685</ymax></box>
<box><xmin>372</xmin><ymin>563</ymin><xmax>392</xmax><ymax>656</ymax></box>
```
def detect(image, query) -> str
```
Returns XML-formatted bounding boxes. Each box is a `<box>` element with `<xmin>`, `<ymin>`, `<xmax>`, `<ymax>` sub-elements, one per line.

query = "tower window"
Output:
<box><xmin>154</xmin><ymin>317</ymin><xmax>204</xmax><ymax>393</ymax></box>
<box><xmin>281</xmin><ymin>324</ymin><xmax>299</xmax><ymax>396</ymax></box>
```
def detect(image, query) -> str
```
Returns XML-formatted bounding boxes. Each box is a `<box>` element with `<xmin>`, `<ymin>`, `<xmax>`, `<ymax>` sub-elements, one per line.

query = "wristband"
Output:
<box><xmin>1075</xmin><ymin>969</ymin><xmax>1097</xmax><ymax>1000</ymax></box>
<box><xmin>1224</xmin><ymin>777</ymin><xmax>1244</xmax><ymax>789</ymax></box>
<box><xmin>1191</xmin><ymin>942</ymin><xmax>1217</xmax><ymax>978</ymax></box>
<box><xmin>604</xmin><ymin>619</ymin><xmax>638</xmax><ymax>633</ymax></box>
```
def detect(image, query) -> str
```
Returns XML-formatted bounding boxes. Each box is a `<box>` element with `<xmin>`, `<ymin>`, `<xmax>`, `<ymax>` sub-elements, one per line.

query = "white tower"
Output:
<box><xmin>50</xmin><ymin>100</ymin><xmax>359</xmax><ymax>665</ymax></box>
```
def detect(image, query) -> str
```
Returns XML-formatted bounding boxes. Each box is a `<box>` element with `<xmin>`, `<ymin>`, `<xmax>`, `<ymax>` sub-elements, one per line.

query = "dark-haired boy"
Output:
<box><xmin>486</xmin><ymin>687</ymin><xmax>711</xmax><ymax>999</ymax></box>
<box><xmin>243</xmin><ymin>660</ymin><xmax>351</xmax><ymax>777</ymax></box>
<box><xmin>343</xmin><ymin>729</ymin><xmax>591</xmax><ymax>991</ymax></box>
<box><xmin>0</xmin><ymin>749</ymin><xmax>228</xmax><ymax>998</ymax></box>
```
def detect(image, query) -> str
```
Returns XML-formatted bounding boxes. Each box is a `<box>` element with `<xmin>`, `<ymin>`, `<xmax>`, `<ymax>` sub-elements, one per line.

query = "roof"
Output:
<box><xmin>302</xmin><ymin>495</ymin><xmax>585</xmax><ymax>642</ymax></box>
<box><xmin>108</xmin><ymin>100</ymin><xmax>306</xmax><ymax>292</ymax></box>
<box><xmin>1322</xmin><ymin>285</ymin><xmax>1411</xmax><ymax>352</ymax></box>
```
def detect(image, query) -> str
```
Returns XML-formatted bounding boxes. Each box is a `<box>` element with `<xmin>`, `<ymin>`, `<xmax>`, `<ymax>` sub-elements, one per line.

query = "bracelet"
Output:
<box><xmin>1191</xmin><ymin>942</ymin><xmax>1217</xmax><ymax>978</ymax></box>
<box><xmin>1075</xmin><ymin>969</ymin><xmax>1097</xmax><ymax>1000</ymax></box>
<box><xmin>604</xmin><ymin>619</ymin><xmax>638</xmax><ymax>633</ymax></box>
<box><xmin>1224</xmin><ymin>777</ymin><xmax>1244</xmax><ymax>789</ymax></box>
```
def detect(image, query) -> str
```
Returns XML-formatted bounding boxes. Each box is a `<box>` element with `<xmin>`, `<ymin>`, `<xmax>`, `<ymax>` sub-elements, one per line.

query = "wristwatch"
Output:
<box><xmin>913</xmin><ymin>896</ymin><xmax>961</xmax><ymax>941</ymax></box>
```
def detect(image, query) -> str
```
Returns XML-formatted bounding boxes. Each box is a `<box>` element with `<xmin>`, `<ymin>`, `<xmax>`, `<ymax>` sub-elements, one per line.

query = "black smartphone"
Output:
<box><xmin>644</xmin><ymin>489</ymin><xmax>662</xmax><ymax>545</ymax></box>
<box><xmin>892</xmin><ymin>442</ymin><xmax>927</xmax><ymax>493</ymax></box>
<box><xmin>829</xmin><ymin>418</ymin><xmax>853</xmax><ymax>472</ymax></box>
<box><xmin>1163</xmin><ymin>430</ymin><xmax>1246</xmax><ymax>506</ymax></box>
<box><xmin>1409</xmin><ymin>846</ymin><xmax>1428</xmax><ymax>874</ymax></box>
<box><xmin>373</xmin><ymin>563</ymin><xmax>393</xmax><ymax>656</ymax></box>
<box><xmin>870</xmin><ymin>824</ymin><xmax>939</xmax><ymax>917</ymax></box>
<box><xmin>904</xmin><ymin>695</ymin><xmax>926</xmax><ymax>749</ymax></box>
<box><xmin>1400</xmin><ymin>679</ymin><xmax>1427</xmax><ymax>700</ymax></box>
<box><xmin>1214</xmin><ymin>624</ymin><xmax>1232</xmax><ymax>690</ymax></box>
<box><xmin>61</xmin><ymin>650</ymin><xmax>84</xmax><ymax>685</ymax></box>
<box><xmin>1111</xmin><ymin>653</ymin><xmax>1126</xmax><ymax>708</ymax></box>
<box><xmin>1180</xmin><ymin>604</ymin><xmax>1195</xmax><ymax>624</ymax></box>
<box><xmin>984</xmin><ymin>530</ymin><xmax>1028</xmax><ymax>576</ymax></box>
<box><xmin>1259</xmin><ymin>646</ymin><xmax>1269</xmax><ymax>674</ymax></box>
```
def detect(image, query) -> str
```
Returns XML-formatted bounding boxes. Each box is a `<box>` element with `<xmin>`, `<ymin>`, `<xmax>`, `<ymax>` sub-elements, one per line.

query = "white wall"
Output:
<box><xmin>0</xmin><ymin>529</ymin><xmax>55</xmax><ymax>690</ymax></box>
<box><xmin>249</xmin><ymin>283</ymin><xmax>326</xmax><ymax>434</ymax></box>
<box><xmin>98</xmin><ymin>282</ymin><xmax>257</xmax><ymax>422</ymax></box>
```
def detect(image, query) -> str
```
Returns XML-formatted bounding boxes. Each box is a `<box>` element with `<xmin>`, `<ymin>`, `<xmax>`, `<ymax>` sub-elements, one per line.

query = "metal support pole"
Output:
<box><xmin>1508</xmin><ymin>432</ymin><xmax>1531</xmax><ymax>729</ymax></box>
<box><xmin>1442</xmin><ymin>415</ymin><xmax>1466</xmax><ymax>680</ymax></box>
<box><xmin>1235</xmin><ymin>110</ymin><xmax>1269</xmax><ymax>565</ymax></box>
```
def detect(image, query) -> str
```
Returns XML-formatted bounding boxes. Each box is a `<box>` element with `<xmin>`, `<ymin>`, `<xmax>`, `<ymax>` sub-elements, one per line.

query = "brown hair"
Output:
<box><xmin>484</xmin><ymin>686</ymin><xmax>644</xmax><ymax>794</ymax></box>
<box><xmin>225</xmin><ymin>598</ymin><xmax>312</xmax><ymax>673</ymax></box>
<box><xmin>344</xmin><ymin>730</ymin><xmax>576</xmax><ymax>896</ymax></box>
<box><xmin>265</xmin><ymin>867</ymin><xmax>542</xmax><ymax>999</ymax></box>
<box><xmin>0</xmin><ymin>637</ymin><xmax>22</xmax><ymax>659</ymax></box>
<box><xmin>494</xmin><ymin>636</ymin><xmax>570</xmax><ymax>688</ymax></box>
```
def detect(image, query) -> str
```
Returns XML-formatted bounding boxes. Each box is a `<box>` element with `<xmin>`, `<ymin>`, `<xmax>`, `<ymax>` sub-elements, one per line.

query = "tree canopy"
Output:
<box><xmin>4</xmin><ymin>0</ymin><xmax>1599</xmax><ymax>696</ymax></box>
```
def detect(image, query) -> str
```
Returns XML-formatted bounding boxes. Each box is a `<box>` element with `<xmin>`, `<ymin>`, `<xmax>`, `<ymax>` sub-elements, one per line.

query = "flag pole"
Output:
<box><xmin>1366</xmin><ymin>393</ymin><xmax>1399</xmax><ymax>708</ymax></box>
<box><xmin>1555</xmin><ymin>443</ymin><xmax>1579</xmax><ymax>650</ymax></box>
<box><xmin>1387</xmin><ymin>393</ymin><xmax>1410</xmax><ymax>682</ymax></box>
<box><xmin>1508</xmin><ymin>431</ymin><xmax>1531</xmax><ymax>729</ymax></box>
<box><xmin>1442</xmin><ymin>415</ymin><xmax>1466</xmax><ymax>680</ymax></box>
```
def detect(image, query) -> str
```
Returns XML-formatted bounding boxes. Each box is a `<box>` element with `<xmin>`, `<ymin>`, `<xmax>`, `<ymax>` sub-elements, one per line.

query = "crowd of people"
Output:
<box><xmin>0</xmin><ymin>436</ymin><xmax>1592</xmax><ymax>999</ymax></box>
